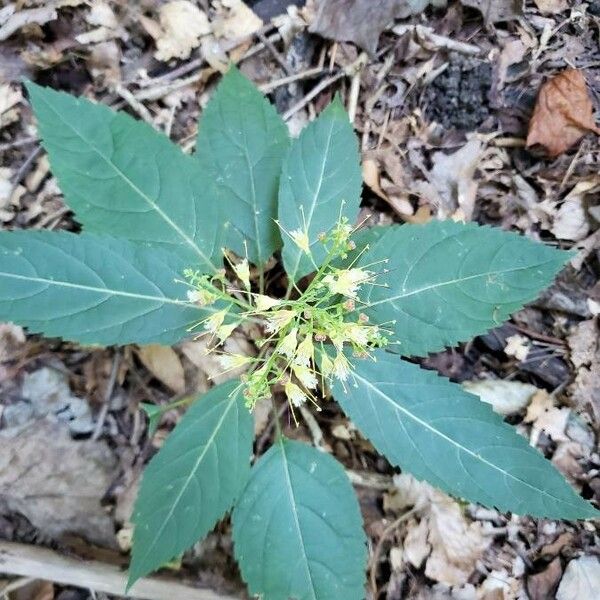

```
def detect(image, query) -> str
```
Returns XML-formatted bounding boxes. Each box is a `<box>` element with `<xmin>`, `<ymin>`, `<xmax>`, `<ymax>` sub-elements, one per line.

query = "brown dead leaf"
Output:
<box><xmin>0</xmin><ymin>322</ymin><xmax>25</xmax><ymax>362</ymax></box>
<box><xmin>526</xmin><ymin>69</ymin><xmax>600</xmax><ymax>157</ymax></box>
<box><xmin>309</xmin><ymin>0</ymin><xmax>447</xmax><ymax>55</ymax></box>
<box><xmin>136</xmin><ymin>344</ymin><xmax>185</xmax><ymax>394</ymax></box>
<box><xmin>0</xmin><ymin>419</ymin><xmax>117</xmax><ymax>546</ymax></box>
<box><xmin>524</xmin><ymin>390</ymin><xmax>570</xmax><ymax>444</ymax></box>
<box><xmin>527</xmin><ymin>557</ymin><xmax>563</xmax><ymax>600</ymax></box>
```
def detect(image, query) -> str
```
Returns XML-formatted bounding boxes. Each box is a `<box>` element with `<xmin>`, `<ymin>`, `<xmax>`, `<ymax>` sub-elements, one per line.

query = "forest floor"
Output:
<box><xmin>0</xmin><ymin>1</ymin><xmax>599</xmax><ymax>599</ymax></box>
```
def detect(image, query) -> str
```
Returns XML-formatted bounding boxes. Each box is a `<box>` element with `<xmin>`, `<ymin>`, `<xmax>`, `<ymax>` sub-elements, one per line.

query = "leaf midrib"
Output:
<box><xmin>0</xmin><ymin>270</ymin><xmax>190</xmax><ymax>307</ymax></box>
<box><xmin>287</xmin><ymin>116</ymin><xmax>336</xmax><ymax>282</ymax></box>
<box><xmin>278</xmin><ymin>439</ymin><xmax>318</xmax><ymax>600</ymax></box>
<box><xmin>134</xmin><ymin>394</ymin><xmax>238</xmax><ymax>572</ymax></box>
<box><xmin>36</xmin><ymin>93</ymin><xmax>216</xmax><ymax>271</ymax></box>
<box><xmin>352</xmin><ymin>371</ymin><xmax>581</xmax><ymax>510</ymax></box>
<box><xmin>365</xmin><ymin>259</ymin><xmax>560</xmax><ymax>309</ymax></box>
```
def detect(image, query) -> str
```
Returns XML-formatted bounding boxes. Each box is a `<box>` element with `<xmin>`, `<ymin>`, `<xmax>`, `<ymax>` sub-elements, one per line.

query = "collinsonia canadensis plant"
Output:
<box><xmin>1</xmin><ymin>68</ymin><xmax>597</xmax><ymax>598</ymax></box>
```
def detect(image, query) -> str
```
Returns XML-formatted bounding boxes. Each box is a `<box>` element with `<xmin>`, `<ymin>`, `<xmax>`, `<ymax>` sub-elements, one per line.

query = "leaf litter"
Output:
<box><xmin>1</xmin><ymin>0</ymin><xmax>600</xmax><ymax>597</ymax></box>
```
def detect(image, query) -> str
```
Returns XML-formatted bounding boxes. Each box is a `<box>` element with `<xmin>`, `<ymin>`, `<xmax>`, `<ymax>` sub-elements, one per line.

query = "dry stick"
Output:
<box><xmin>282</xmin><ymin>71</ymin><xmax>344</xmax><ymax>120</ymax></box>
<box><xmin>369</xmin><ymin>507</ymin><xmax>420</xmax><ymax>598</ymax></box>
<box><xmin>347</xmin><ymin>53</ymin><xmax>368</xmax><ymax>124</ymax></box>
<box><xmin>256</xmin><ymin>30</ymin><xmax>293</xmax><ymax>76</ymax></box>
<box><xmin>0</xmin><ymin>541</ymin><xmax>238</xmax><ymax>600</ymax></box>
<box><xmin>92</xmin><ymin>349</ymin><xmax>121</xmax><ymax>441</ymax></box>
<box><xmin>259</xmin><ymin>66</ymin><xmax>326</xmax><ymax>93</ymax></box>
<box><xmin>0</xmin><ymin>136</ymin><xmax>38</xmax><ymax>153</ymax></box>
<box><xmin>114</xmin><ymin>84</ymin><xmax>155</xmax><ymax>125</ymax></box>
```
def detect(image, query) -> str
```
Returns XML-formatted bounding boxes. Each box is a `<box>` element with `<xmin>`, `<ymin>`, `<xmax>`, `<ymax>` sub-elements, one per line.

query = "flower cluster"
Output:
<box><xmin>184</xmin><ymin>219</ymin><xmax>390</xmax><ymax>417</ymax></box>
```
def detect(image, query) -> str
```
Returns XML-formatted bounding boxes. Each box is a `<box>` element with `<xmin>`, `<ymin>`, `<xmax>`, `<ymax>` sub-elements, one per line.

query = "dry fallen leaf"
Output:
<box><xmin>212</xmin><ymin>0</ymin><xmax>263</xmax><ymax>40</ymax></box>
<box><xmin>533</xmin><ymin>0</ymin><xmax>569</xmax><ymax>14</ymax></box>
<box><xmin>524</xmin><ymin>389</ymin><xmax>570</xmax><ymax>445</ymax></box>
<box><xmin>393</xmin><ymin>474</ymin><xmax>491</xmax><ymax>586</ymax></box>
<box><xmin>556</xmin><ymin>555</ymin><xmax>600</xmax><ymax>600</ymax></box>
<box><xmin>309</xmin><ymin>0</ymin><xmax>447</xmax><ymax>55</ymax></box>
<box><xmin>149</xmin><ymin>0</ymin><xmax>210</xmax><ymax>62</ymax></box>
<box><xmin>0</xmin><ymin>419</ymin><xmax>117</xmax><ymax>546</ymax></box>
<box><xmin>463</xmin><ymin>379</ymin><xmax>538</xmax><ymax>416</ymax></box>
<box><xmin>552</xmin><ymin>196</ymin><xmax>591</xmax><ymax>241</ymax></box>
<box><xmin>526</xmin><ymin>69</ymin><xmax>600</xmax><ymax>157</ymax></box>
<box><xmin>428</xmin><ymin>138</ymin><xmax>485</xmax><ymax>220</ymax></box>
<box><xmin>137</xmin><ymin>344</ymin><xmax>186</xmax><ymax>394</ymax></box>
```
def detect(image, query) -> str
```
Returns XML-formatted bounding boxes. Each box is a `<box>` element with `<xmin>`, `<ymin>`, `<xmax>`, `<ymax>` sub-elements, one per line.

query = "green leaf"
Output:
<box><xmin>279</xmin><ymin>97</ymin><xmax>362</xmax><ymax>283</ymax></box>
<box><xmin>140</xmin><ymin>403</ymin><xmax>163</xmax><ymax>436</ymax></box>
<box><xmin>332</xmin><ymin>350</ymin><xmax>598</xmax><ymax>520</ymax></box>
<box><xmin>26</xmin><ymin>81</ymin><xmax>222</xmax><ymax>272</ymax></box>
<box><xmin>0</xmin><ymin>231</ymin><xmax>211</xmax><ymax>346</ymax></box>
<box><xmin>129</xmin><ymin>380</ymin><xmax>253</xmax><ymax>587</ymax></box>
<box><xmin>195</xmin><ymin>67</ymin><xmax>289</xmax><ymax>266</ymax></box>
<box><xmin>358</xmin><ymin>221</ymin><xmax>570</xmax><ymax>356</ymax></box>
<box><xmin>233</xmin><ymin>438</ymin><xmax>367</xmax><ymax>600</ymax></box>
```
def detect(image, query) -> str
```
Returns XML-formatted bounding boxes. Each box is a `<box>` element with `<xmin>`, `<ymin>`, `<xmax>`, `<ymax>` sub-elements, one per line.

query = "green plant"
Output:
<box><xmin>1</xmin><ymin>67</ymin><xmax>596</xmax><ymax>599</ymax></box>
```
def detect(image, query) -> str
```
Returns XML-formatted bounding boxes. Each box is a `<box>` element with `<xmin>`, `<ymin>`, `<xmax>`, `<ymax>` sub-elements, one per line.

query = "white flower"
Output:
<box><xmin>265</xmin><ymin>310</ymin><xmax>295</xmax><ymax>333</ymax></box>
<box><xmin>279</xmin><ymin>327</ymin><xmax>298</xmax><ymax>358</ymax></box>
<box><xmin>333</xmin><ymin>353</ymin><xmax>351</xmax><ymax>381</ymax></box>
<box><xmin>346</xmin><ymin>324</ymin><xmax>369</xmax><ymax>346</ymax></box>
<box><xmin>187</xmin><ymin>288</ymin><xmax>216</xmax><ymax>306</ymax></box>
<box><xmin>323</xmin><ymin>267</ymin><xmax>370</xmax><ymax>298</ymax></box>
<box><xmin>255</xmin><ymin>294</ymin><xmax>281</xmax><ymax>312</ymax></box>
<box><xmin>320</xmin><ymin>353</ymin><xmax>334</xmax><ymax>378</ymax></box>
<box><xmin>290</xmin><ymin>229</ymin><xmax>310</xmax><ymax>254</ymax></box>
<box><xmin>233</xmin><ymin>259</ymin><xmax>251</xmax><ymax>290</ymax></box>
<box><xmin>295</xmin><ymin>335</ymin><xmax>314</xmax><ymax>366</ymax></box>
<box><xmin>204</xmin><ymin>309</ymin><xmax>228</xmax><ymax>333</ymax></box>
<box><xmin>293</xmin><ymin>364</ymin><xmax>318</xmax><ymax>389</ymax></box>
<box><xmin>285</xmin><ymin>381</ymin><xmax>307</xmax><ymax>407</ymax></box>
<box><xmin>216</xmin><ymin>321</ymin><xmax>238</xmax><ymax>342</ymax></box>
<box><xmin>218</xmin><ymin>354</ymin><xmax>252</xmax><ymax>371</ymax></box>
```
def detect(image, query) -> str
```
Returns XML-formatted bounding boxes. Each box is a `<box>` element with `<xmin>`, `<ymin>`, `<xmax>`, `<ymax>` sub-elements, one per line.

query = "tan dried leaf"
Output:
<box><xmin>153</xmin><ymin>0</ymin><xmax>210</xmax><ymax>61</ymax></box>
<box><xmin>212</xmin><ymin>0</ymin><xmax>262</xmax><ymax>40</ymax></box>
<box><xmin>0</xmin><ymin>419</ymin><xmax>117</xmax><ymax>546</ymax></box>
<box><xmin>136</xmin><ymin>344</ymin><xmax>185</xmax><ymax>394</ymax></box>
<box><xmin>526</xmin><ymin>69</ymin><xmax>600</xmax><ymax>157</ymax></box>
<box><xmin>533</xmin><ymin>0</ymin><xmax>569</xmax><ymax>14</ymax></box>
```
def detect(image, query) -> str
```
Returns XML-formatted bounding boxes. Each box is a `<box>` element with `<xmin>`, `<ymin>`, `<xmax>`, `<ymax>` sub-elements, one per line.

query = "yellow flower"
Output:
<box><xmin>346</xmin><ymin>323</ymin><xmax>370</xmax><ymax>346</ymax></box>
<box><xmin>292</xmin><ymin>364</ymin><xmax>318</xmax><ymax>389</ymax></box>
<box><xmin>295</xmin><ymin>335</ymin><xmax>314</xmax><ymax>366</ymax></box>
<box><xmin>333</xmin><ymin>352</ymin><xmax>351</xmax><ymax>381</ymax></box>
<box><xmin>279</xmin><ymin>327</ymin><xmax>298</xmax><ymax>358</ymax></box>
<box><xmin>320</xmin><ymin>353</ymin><xmax>334</xmax><ymax>377</ymax></box>
<box><xmin>265</xmin><ymin>310</ymin><xmax>295</xmax><ymax>333</ymax></box>
<box><xmin>255</xmin><ymin>294</ymin><xmax>281</xmax><ymax>312</ymax></box>
<box><xmin>216</xmin><ymin>321</ymin><xmax>238</xmax><ymax>342</ymax></box>
<box><xmin>290</xmin><ymin>229</ymin><xmax>310</xmax><ymax>254</ymax></box>
<box><xmin>218</xmin><ymin>354</ymin><xmax>252</xmax><ymax>371</ymax></box>
<box><xmin>323</xmin><ymin>267</ymin><xmax>370</xmax><ymax>298</ymax></box>
<box><xmin>233</xmin><ymin>259</ymin><xmax>251</xmax><ymax>290</ymax></box>
<box><xmin>285</xmin><ymin>381</ymin><xmax>307</xmax><ymax>407</ymax></box>
<box><xmin>204</xmin><ymin>309</ymin><xmax>228</xmax><ymax>333</ymax></box>
<box><xmin>187</xmin><ymin>288</ymin><xmax>216</xmax><ymax>306</ymax></box>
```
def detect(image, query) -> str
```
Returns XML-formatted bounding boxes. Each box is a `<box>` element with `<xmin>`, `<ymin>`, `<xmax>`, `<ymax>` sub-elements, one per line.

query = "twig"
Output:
<box><xmin>0</xmin><ymin>136</ymin><xmax>38</xmax><ymax>153</ymax></box>
<box><xmin>0</xmin><ymin>541</ymin><xmax>238</xmax><ymax>600</ymax></box>
<box><xmin>346</xmin><ymin>469</ymin><xmax>393</xmax><ymax>490</ymax></box>
<box><xmin>92</xmin><ymin>350</ymin><xmax>121</xmax><ymax>441</ymax></box>
<box><xmin>258</xmin><ymin>67</ymin><xmax>326</xmax><ymax>93</ymax></box>
<box><xmin>7</xmin><ymin>144</ymin><xmax>42</xmax><ymax>199</ymax></box>
<box><xmin>392</xmin><ymin>24</ymin><xmax>482</xmax><ymax>56</ymax></box>
<box><xmin>298</xmin><ymin>404</ymin><xmax>328</xmax><ymax>451</ymax></box>
<box><xmin>369</xmin><ymin>508</ymin><xmax>420</xmax><ymax>598</ymax></box>
<box><xmin>114</xmin><ymin>84</ymin><xmax>155</xmax><ymax>125</ymax></box>
<box><xmin>256</xmin><ymin>30</ymin><xmax>293</xmax><ymax>76</ymax></box>
<box><xmin>282</xmin><ymin>71</ymin><xmax>344</xmax><ymax>120</ymax></box>
<box><xmin>347</xmin><ymin>53</ymin><xmax>368</xmax><ymax>124</ymax></box>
